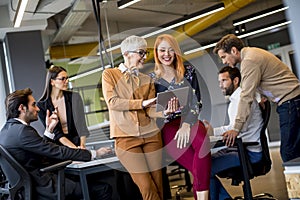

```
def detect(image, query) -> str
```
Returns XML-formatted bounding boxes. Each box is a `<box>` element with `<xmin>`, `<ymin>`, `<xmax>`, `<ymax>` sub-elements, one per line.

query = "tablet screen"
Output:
<box><xmin>156</xmin><ymin>86</ymin><xmax>189</xmax><ymax>112</ymax></box>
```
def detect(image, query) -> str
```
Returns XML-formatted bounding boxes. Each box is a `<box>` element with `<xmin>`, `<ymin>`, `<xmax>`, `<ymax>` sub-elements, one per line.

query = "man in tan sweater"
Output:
<box><xmin>102</xmin><ymin>35</ymin><xmax>163</xmax><ymax>200</ymax></box>
<box><xmin>213</xmin><ymin>34</ymin><xmax>300</xmax><ymax>162</ymax></box>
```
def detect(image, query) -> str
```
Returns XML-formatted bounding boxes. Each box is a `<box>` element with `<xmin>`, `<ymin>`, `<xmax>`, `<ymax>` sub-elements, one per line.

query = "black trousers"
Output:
<box><xmin>65</xmin><ymin>175</ymin><xmax>113</xmax><ymax>200</ymax></box>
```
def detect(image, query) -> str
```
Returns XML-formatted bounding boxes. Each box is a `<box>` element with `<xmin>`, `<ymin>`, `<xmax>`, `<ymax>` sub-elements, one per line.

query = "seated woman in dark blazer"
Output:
<box><xmin>37</xmin><ymin>65</ymin><xmax>89</xmax><ymax>149</ymax></box>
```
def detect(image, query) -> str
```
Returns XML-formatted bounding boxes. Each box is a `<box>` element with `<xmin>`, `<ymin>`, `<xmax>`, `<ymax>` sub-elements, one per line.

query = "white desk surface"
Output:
<box><xmin>67</xmin><ymin>156</ymin><xmax>119</xmax><ymax>169</ymax></box>
<box><xmin>68</xmin><ymin>137</ymin><xmax>226</xmax><ymax>169</ymax></box>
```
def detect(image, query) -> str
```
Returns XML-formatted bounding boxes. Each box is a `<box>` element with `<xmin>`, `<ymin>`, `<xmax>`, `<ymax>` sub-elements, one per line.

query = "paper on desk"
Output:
<box><xmin>210</xmin><ymin>136</ymin><xmax>228</xmax><ymax>154</ymax></box>
<box><xmin>67</xmin><ymin>156</ymin><xmax>119</xmax><ymax>168</ymax></box>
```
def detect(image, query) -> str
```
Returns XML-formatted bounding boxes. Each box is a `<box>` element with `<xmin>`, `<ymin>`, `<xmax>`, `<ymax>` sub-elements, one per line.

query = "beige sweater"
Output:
<box><xmin>234</xmin><ymin>47</ymin><xmax>300</xmax><ymax>131</ymax></box>
<box><xmin>102</xmin><ymin>66</ymin><xmax>160</xmax><ymax>138</ymax></box>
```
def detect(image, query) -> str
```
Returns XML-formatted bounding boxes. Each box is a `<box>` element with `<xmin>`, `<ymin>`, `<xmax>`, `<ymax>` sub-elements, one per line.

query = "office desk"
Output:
<box><xmin>65</xmin><ymin>156</ymin><xmax>122</xmax><ymax>200</ymax></box>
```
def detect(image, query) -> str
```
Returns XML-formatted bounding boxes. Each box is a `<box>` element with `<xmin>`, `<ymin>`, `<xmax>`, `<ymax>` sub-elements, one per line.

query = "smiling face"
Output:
<box><xmin>124</xmin><ymin>48</ymin><xmax>148</xmax><ymax>69</ymax></box>
<box><xmin>51</xmin><ymin>71</ymin><xmax>69</xmax><ymax>91</ymax></box>
<box><xmin>156</xmin><ymin>40</ymin><xmax>175</xmax><ymax>67</ymax></box>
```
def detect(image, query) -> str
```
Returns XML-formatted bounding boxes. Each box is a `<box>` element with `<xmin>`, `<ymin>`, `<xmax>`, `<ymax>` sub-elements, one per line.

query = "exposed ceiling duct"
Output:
<box><xmin>51</xmin><ymin>0</ymin><xmax>91</xmax><ymax>44</ymax></box>
<box><xmin>0</xmin><ymin>0</ymin><xmax>284</xmax><ymax>60</ymax></box>
<box><xmin>0</xmin><ymin>0</ymin><xmax>76</xmax><ymax>39</ymax></box>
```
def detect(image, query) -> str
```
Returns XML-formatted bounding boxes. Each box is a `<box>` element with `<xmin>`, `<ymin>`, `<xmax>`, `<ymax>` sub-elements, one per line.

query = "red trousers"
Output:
<box><xmin>162</xmin><ymin>118</ymin><xmax>211</xmax><ymax>196</ymax></box>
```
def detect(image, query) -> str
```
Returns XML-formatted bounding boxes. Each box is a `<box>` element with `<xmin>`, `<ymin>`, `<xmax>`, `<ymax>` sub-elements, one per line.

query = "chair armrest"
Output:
<box><xmin>213</xmin><ymin>140</ymin><xmax>226</xmax><ymax>148</ymax></box>
<box><xmin>242</xmin><ymin>142</ymin><xmax>259</xmax><ymax>146</ymax></box>
<box><xmin>40</xmin><ymin>160</ymin><xmax>72</xmax><ymax>173</ymax></box>
<box><xmin>213</xmin><ymin>140</ymin><xmax>258</xmax><ymax>148</ymax></box>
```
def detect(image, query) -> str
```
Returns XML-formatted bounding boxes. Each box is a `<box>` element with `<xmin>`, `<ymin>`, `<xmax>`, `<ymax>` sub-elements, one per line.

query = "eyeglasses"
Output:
<box><xmin>128</xmin><ymin>50</ymin><xmax>149</xmax><ymax>57</ymax></box>
<box><xmin>55</xmin><ymin>76</ymin><xmax>69</xmax><ymax>81</ymax></box>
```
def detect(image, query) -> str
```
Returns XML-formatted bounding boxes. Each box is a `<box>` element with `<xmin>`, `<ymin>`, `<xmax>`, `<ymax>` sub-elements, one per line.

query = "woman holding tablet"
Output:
<box><xmin>149</xmin><ymin>34</ymin><xmax>211</xmax><ymax>200</ymax></box>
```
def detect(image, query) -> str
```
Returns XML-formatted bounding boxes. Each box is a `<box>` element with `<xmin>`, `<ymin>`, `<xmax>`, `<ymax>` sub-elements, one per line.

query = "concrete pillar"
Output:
<box><xmin>4</xmin><ymin>30</ymin><xmax>46</xmax><ymax>99</ymax></box>
<box><xmin>3</xmin><ymin>30</ymin><xmax>47</xmax><ymax>132</ymax></box>
<box><xmin>284</xmin><ymin>0</ymin><xmax>300</xmax><ymax>78</ymax></box>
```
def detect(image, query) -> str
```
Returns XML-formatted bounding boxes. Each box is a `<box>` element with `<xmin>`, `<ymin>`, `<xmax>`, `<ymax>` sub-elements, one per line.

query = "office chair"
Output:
<box><xmin>166</xmin><ymin>159</ymin><xmax>193</xmax><ymax>200</ymax></box>
<box><xmin>0</xmin><ymin>145</ymin><xmax>72</xmax><ymax>200</ymax></box>
<box><xmin>0</xmin><ymin>168</ymin><xmax>9</xmax><ymax>200</ymax></box>
<box><xmin>217</xmin><ymin>100</ymin><xmax>276</xmax><ymax>200</ymax></box>
<box><xmin>167</xmin><ymin>161</ymin><xmax>192</xmax><ymax>192</ymax></box>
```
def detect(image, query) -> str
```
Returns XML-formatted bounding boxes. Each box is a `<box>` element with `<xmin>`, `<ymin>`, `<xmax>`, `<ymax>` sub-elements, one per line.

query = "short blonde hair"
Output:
<box><xmin>120</xmin><ymin>35</ymin><xmax>147</xmax><ymax>54</ymax></box>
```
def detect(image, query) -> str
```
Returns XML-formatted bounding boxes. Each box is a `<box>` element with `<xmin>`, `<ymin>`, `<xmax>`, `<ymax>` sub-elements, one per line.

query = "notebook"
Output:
<box><xmin>156</xmin><ymin>86</ymin><xmax>189</xmax><ymax>112</ymax></box>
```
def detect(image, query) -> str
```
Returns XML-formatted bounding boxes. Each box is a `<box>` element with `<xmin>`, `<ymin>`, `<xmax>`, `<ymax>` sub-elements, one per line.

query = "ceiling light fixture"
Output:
<box><xmin>184</xmin><ymin>20</ymin><xmax>291</xmax><ymax>55</ymax></box>
<box><xmin>142</xmin><ymin>3</ymin><xmax>225</xmax><ymax>39</ymax></box>
<box><xmin>238</xmin><ymin>20</ymin><xmax>291</xmax><ymax>39</ymax></box>
<box><xmin>117</xmin><ymin>0</ymin><xmax>141</xmax><ymax>9</ymax></box>
<box><xmin>233</xmin><ymin>4</ymin><xmax>289</xmax><ymax>26</ymax></box>
<box><xmin>102</xmin><ymin>2</ymin><xmax>224</xmax><ymax>54</ymax></box>
<box><xmin>14</xmin><ymin>0</ymin><xmax>29</xmax><ymax>28</ymax></box>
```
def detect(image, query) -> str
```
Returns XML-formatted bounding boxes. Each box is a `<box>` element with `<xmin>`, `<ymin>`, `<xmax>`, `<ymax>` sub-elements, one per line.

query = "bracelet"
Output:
<box><xmin>233</xmin><ymin>128</ymin><xmax>240</xmax><ymax>133</ymax></box>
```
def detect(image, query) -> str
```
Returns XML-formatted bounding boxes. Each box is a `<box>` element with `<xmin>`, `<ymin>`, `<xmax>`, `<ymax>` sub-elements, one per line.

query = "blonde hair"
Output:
<box><xmin>153</xmin><ymin>34</ymin><xmax>185</xmax><ymax>83</ymax></box>
<box><xmin>120</xmin><ymin>35</ymin><xmax>147</xmax><ymax>54</ymax></box>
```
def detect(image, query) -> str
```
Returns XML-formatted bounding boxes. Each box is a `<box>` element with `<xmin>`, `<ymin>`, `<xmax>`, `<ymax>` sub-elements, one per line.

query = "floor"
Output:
<box><xmin>168</xmin><ymin>147</ymin><xmax>289</xmax><ymax>200</ymax></box>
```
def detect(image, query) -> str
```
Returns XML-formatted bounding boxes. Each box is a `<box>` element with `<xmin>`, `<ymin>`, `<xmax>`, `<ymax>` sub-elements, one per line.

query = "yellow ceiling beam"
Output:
<box><xmin>174</xmin><ymin>0</ymin><xmax>256</xmax><ymax>42</ymax></box>
<box><xmin>49</xmin><ymin>42</ymin><xmax>98</xmax><ymax>60</ymax></box>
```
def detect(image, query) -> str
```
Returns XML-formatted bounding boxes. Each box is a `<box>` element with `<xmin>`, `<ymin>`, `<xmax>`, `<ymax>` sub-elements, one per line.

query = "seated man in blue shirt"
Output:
<box><xmin>204</xmin><ymin>66</ymin><xmax>263</xmax><ymax>200</ymax></box>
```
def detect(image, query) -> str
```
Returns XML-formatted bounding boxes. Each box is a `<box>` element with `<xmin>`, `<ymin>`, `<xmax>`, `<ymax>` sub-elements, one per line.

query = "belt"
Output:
<box><xmin>281</xmin><ymin>94</ymin><xmax>300</xmax><ymax>105</ymax></box>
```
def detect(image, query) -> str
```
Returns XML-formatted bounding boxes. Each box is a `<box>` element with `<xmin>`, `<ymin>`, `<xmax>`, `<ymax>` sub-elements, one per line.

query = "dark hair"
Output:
<box><xmin>5</xmin><ymin>88</ymin><xmax>33</xmax><ymax>119</ymax></box>
<box><xmin>219</xmin><ymin>66</ymin><xmax>241</xmax><ymax>86</ymax></box>
<box><xmin>213</xmin><ymin>34</ymin><xmax>245</xmax><ymax>54</ymax></box>
<box><xmin>39</xmin><ymin>65</ymin><xmax>67</xmax><ymax>101</ymax></box>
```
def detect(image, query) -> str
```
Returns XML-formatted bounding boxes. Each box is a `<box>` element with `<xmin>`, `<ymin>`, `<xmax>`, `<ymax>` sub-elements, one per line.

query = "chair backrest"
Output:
<box><xmin>0</xmin><ymin>145</ymin><xmax>32</xmax><ymax>200</ymax></box>
<box><xmin>255</xmin><ymin>100</ymin><xmax>272</xmax><ymax>175</ymax></box>
<box><xmin>216</xmin><ymin>100</ymin><xmax>273</xmax><ymax>199</ymax></box>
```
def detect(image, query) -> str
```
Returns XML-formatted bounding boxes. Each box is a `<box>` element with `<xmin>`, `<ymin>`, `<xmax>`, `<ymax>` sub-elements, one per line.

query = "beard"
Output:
<box><xmin>26</xmin><ymin>112</ymin><xmax>38</xmax><ymax>123</ymax></box>
<box><xmin>224</xmin><ymin>83</ymin><xmax>235</xmax><ymax>96</ymax></box>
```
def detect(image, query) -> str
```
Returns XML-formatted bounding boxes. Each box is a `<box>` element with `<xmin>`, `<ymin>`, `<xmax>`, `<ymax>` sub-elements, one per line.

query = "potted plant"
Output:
<box><xmin>84</xmin><ymin>97</ymin><xmax>93</xmax><ymax>113</ymax></box>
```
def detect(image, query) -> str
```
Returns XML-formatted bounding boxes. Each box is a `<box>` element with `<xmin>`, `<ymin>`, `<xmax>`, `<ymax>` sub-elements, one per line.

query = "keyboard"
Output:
<box><xmin>96</xmin><ymin>151</ymin><xmax>116</xmax><ymax>159</ymax></box>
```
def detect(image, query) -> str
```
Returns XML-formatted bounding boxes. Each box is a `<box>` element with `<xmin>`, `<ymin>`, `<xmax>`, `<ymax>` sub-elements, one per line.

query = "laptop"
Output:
<box><xmin>156</xmin><ymin>86</ymin><xmax>189</xmax><ymax>112</ymax></box>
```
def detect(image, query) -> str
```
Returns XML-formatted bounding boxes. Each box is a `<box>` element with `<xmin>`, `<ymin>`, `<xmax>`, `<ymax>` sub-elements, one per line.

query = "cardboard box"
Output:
<box><xmin>284</xmin><ymin>171</ymin><xmax>300</xmax><ymax>199</ymax></box>
<box><xmin>283</xmin><ymin>157</ymin><xmax>300</xmax><ymax>199</ymax></box>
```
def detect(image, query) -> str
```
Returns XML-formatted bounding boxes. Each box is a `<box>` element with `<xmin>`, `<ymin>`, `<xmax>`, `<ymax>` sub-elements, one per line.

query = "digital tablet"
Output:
<box><xmin>156</xmin><ymin>86</ymin><xmax>189</xmax><ymax>112</ymax></box>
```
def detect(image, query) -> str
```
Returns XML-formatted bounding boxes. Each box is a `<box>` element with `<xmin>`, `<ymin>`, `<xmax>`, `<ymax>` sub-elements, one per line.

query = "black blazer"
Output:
<box><xmin>37</xmin><ymin>90</ymin><xmax>89</xmax><ymax>146</ymax></box>
<box><xmin>0</xmin><ymin>119</ymin><xmax>91</xmax><ymax>198</ymax></box>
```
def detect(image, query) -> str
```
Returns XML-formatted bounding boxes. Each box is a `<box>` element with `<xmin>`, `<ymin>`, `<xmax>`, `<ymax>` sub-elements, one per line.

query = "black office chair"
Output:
<box><xmin>0</xmin><ymin>167</ymin><xmax>9</xmax><ymax>200</ymax></box>
<box><xmin>0</xmin><ymin>145</ymin><xmax>72</xmax><ymax>200</ymax></box>
<box><xmin>164</xmin><ymin>153</ymin><xmax>193</xmax><ymax>200</ymax></box>
<box><xmin>217</xmin><ymin>100</ymin><xmax>276</xmax><ymax>200</ymax></box>
<box><xmin>167</xmin><ymin>161</ymin><xmax>192</xmax><ymax>191</ymax></box>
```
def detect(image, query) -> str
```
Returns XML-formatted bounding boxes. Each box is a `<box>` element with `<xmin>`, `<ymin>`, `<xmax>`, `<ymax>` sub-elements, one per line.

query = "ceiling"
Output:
<box><xmin>0</xmin><ymin>0</ymin><xmax>287</xmax><ymax>62</ymax></box>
